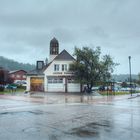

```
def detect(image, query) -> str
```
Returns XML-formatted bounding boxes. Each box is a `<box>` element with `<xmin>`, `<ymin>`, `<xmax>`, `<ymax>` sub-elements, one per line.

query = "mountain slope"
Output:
<box><xmin>0</xmin><ymin>56</ymin><xmax>35</xmax><ymax>71</ymax></box>
<box><xmin>112</xmin><ymin>74</ymin><xmax>138</xmax><ymax>82</ymax></box>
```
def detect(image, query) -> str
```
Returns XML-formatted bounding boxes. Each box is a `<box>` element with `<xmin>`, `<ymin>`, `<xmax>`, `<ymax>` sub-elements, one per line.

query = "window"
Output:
<box><xmin>23</xmin><ymin>75</ymin><xmax>26</xmax><ymax>78</ymax></box>
<box><xmin>53</xmin><ymin>47</ymin><xmax>56</xmax><ymax>53</ymax></box>
<box><xmin>11</xmin><ymin>74</ymin><xmax>15</xmax><ymax>78</ymax></box>
<box><xmin>48</xmin><ymin>78</ymin><xmax>63</xmax><ymax>83</ymax></box>
<box><xmin>68</xmin><ymin>78</ymin><xmax>75</xmax><ymax>83</ymax></box>
<box><xmin>16</xmin><ymin>75</ymin><xmax>20</xmax><ymax>78</ymax></box>
<box><xmin>52</xmin><ymin>46</ymin><xmax>58</xmax><ymax>55</ymax></box>
<box><xmin>54</xmin><ymin>64</ymin><xmax>59</xmax><ymax>71</ymax></box>
<box><xmin>62</xmin><ymin>64</ymin><xmax>67</xmax><ymax>71</ymax></box>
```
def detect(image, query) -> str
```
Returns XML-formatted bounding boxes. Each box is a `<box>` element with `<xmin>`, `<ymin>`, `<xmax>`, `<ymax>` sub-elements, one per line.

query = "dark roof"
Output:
<box><xmin>50</xmin><ymin>37</ymin><xmax>58</xmax><ymax>44</ymax></box>
<box><xmin>27</xmin><ymin>50</ymin><xmax>75</xmax><ymax>75</ymax></box>
<box><xmin>54</xmin><ymin>49</ymin><xmax>75</xmax><ymax>61</ymax></box>
<box><xmin>27</xmin><ymin>62</ymin><xmax>52</xmax><ymax>76</ymax></box>
<box><xmin>27</xmin><ymin>69</ymin><xmax>44</xmax><ymax>76</ymax></box>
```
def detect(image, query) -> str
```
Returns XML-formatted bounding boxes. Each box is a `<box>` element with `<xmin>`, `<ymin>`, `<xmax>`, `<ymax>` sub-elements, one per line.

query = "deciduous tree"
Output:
<box><xmin>70</xmin><ymin>46</ymin><xmax>118</xmax><ymax>93</ymax></box>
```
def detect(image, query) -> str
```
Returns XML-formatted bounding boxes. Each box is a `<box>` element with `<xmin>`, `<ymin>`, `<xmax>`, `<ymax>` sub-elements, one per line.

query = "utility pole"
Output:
<box><xmin>128</xmin><ymin>56</ymin><xmax>132</xmax><ymax>96</ymax></box>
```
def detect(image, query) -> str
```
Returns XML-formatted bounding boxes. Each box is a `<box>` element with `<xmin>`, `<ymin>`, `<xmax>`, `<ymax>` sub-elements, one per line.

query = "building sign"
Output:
<box><xmin>64</xmin><ymin>72</ymin><xmax>74</xmax><ymax>75</ymax></box>
<box><xmin>53</xmin><ymin>72</ymin><xmax>63</xmax><ymax>75</ymax></box>
<box><xmin>53</xmin><ymin>72</ymin><xmax>74</xmax><ymax>75</ymax></box>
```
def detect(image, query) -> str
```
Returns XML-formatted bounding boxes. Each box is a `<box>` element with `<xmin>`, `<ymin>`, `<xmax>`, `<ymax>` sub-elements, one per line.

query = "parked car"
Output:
<box><xmin>15</xmin><ymin>81</ymin><xmax>27</xmax><ymax>87</ymax></box>
<box><xmin>6</xmin><ymin>84</ymin><xmax>17</xmax><ymax>90</ymax></box>
<box><xmin>92</xmin><ymin>87</ymin><xmax>99</xmax><ymax>91</ymax></box>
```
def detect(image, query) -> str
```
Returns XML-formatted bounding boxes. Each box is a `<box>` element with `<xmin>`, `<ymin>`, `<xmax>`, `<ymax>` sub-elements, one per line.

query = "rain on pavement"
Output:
<box><xmin>0</xmin><ymin>94</ymin><xmax>140</xmax><ymax>140</ymax></box>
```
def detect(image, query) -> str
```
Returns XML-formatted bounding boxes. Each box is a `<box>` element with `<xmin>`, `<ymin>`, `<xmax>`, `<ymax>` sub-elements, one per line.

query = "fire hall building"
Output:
<box><xmin>26</xmin><ymin>38</ymin><xmax>81</xmax><ymax>93</ymax></box>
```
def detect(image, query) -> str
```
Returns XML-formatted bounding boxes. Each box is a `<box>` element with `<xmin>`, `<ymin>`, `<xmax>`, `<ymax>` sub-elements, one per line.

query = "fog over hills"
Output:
<box><xmin>0</xmin><ymin>56</ymin><xmax>139</xmax><ymax>81</ymax></box>
<box><xmin>0</xmin><ymin>56</ymin><xmax>35</xmax><ymax>71</ymax></box>
<box><xmin>112</xmin><ymin>74</ymin><xmax>138</xmax><ymax>82</ymax></box>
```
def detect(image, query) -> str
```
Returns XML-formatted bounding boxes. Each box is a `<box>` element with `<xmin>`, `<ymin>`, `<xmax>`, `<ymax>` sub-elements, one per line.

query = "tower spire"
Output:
<box><xmin>49</xmin><ymin>37</ymin><xmax>59</xmax><ymax>62</ymax></box>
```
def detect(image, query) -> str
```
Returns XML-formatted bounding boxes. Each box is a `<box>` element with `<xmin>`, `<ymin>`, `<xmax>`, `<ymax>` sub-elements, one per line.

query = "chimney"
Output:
<box><xmin>36</xmin><ymin>61</ymin><xmax>44</xmax><ymax>70</ymax></box>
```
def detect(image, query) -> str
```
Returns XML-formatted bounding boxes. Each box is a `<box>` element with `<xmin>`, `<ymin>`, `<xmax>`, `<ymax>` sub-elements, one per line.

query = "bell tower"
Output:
<box><xmin>49</xmin><ymin>37</ymin><xmax>59</xmax><ymax>62</ymax></box>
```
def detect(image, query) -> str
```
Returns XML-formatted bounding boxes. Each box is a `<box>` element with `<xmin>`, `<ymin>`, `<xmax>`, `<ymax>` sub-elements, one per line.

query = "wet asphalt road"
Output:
<box><xmin>0</xmin><ymin>96</ymin><xmax>140</xmax><ymax>140</ymax></box>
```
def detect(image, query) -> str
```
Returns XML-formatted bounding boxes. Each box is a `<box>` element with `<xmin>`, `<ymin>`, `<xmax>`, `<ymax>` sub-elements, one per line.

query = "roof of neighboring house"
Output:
<box><xmin>54</xmin><ymin>49</ymin><xmax>75</xmax><ymax>61</ymax></box>
<box><xmin>9</xmin><ymin>70</ymin><xmax>27</xmax><ymax>74</ymax></box>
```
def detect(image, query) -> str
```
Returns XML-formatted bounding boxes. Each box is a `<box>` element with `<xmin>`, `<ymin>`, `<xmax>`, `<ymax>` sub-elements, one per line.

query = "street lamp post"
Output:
<box><xmin>128</xmin><ymin>56</ymin><xmax>132</xmax><ymax>96</ymax></box>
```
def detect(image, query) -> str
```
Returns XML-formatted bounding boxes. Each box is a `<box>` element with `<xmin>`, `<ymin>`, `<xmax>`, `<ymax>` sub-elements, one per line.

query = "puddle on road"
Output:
<box><xmin>69</xmin><ymin>121</ymin><xmax>110</xmax><ymax>137</ymax></box>
<box><xmin>88</xmin><ymin>122</ymin><xmax>110</xmax><ymax>127</ymax></box>
<box><xmin>0</xmin><ymin>111</ymin><xmax>27</xmax><ymax>116</ymax></box>
<box><xmin>0</xmin><ymin>110</ymin><xmax>53</xmax><ymax>116</ymax></box>
<box><xmin>48</xmin><ymin>135</ymin><xmax>58</xmax><ymax>140</ymax></box>
<box><xmin>23</xmin><ymin>127</ymin><xmax>41</xmax><ymax>133</ymax></box>
<box><xmin>70</xmin><ymin>128</ymin><xmax>98</xmax><ymax>137</ymax></box>
<box><xmin>28</xmin><ymin>110</ymin><xmax>45</xmax><ymax>115</ymax></box>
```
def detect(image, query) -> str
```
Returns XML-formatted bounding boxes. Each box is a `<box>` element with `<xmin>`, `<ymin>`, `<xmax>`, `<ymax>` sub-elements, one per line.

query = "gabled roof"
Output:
<box><xmin>27</xmin><ymin>50</ymin><xmax>75</xmax><ymax>75</ymax></box>
<box><xmin>9</xmin><ymin>70</ymin><xmax>27</xmax><ymax>74</ymax></box>
<box><xmin>54</xmin><ymin>49</ymin><xmax>75</xmax><ymax>61</ymax></box>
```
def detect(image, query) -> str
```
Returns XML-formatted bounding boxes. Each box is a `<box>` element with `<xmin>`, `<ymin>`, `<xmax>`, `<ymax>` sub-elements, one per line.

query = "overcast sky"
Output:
<box><xmin>0</xmin><ymin>0</ymin><xmax>140</xmax><ymax>74</ymax></box>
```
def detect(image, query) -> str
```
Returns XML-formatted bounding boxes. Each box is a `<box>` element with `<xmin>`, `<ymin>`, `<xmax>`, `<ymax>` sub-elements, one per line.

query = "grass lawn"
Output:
<box><xmin>99</xmin><ymin>90</ymin><xmax>140</xmax><ymax>96</ymax></box>
<box><xmin>0</xmin><ymin>88</ymin><xmax>25</xmax><ymax>94</ymax></box>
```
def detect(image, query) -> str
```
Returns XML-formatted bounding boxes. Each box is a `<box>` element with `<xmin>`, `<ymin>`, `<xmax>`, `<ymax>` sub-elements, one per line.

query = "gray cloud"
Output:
<box><xmin>0</xmin><ymin>0</ymin><xmax>140</xmax><ymax>74</ymax></box>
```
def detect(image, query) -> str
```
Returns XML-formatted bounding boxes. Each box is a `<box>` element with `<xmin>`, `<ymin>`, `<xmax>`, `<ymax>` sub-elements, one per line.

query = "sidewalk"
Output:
<box><xmin>0</xmin><ymin>92</ymin><xmax>140</xmax><ymax>105</ymax></box>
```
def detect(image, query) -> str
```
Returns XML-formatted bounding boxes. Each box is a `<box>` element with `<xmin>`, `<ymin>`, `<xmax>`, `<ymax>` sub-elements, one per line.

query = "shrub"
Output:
<box><xmin>0</xmin><ymin>85</ymin><xmax>4</xmax><ymax>91</ymax></box>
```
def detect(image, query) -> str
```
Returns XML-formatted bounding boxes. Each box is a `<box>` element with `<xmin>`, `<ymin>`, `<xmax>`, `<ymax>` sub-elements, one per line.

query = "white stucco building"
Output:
<box><xmin>26</xmin><ymin>38</ymin><xmax>81</xmax><ymax>93</ymax></box>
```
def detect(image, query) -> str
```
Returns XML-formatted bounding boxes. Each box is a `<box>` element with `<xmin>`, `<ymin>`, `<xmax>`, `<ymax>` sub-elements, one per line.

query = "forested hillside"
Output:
<box><xmin>112</xmin><ymin>74</ymin><xmax>138</xmax><ymax>82</ymax></box>
<box><xmin>0</xmin><ymin>56</ymin><xmax>35</xmax><ymax>71</ymax></box>
<box><xmin>0</xmin><ymin>56</ymin><xmax>139</xmax><ymax>80</ymax></box>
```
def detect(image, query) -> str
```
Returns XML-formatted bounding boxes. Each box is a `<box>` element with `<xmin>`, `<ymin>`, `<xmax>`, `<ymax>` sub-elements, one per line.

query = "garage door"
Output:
<box><xmin>30</xmin><ymin>77</ymin><xmax>44</xmax><ymax>91</ymax></box>
<box><xmin>67</xmin><ymin>78</ymin><xmax>80</xmax><ymax>92</ymax></box>
<box><xmin>47</xmin><ymin>77</ymin><xmax>65</xmax><ymax>92</ymax></box>
<box><xmin>67</xmin><ymin>83</ymin><xmax>80</xmax><ymax>92</ymax></box>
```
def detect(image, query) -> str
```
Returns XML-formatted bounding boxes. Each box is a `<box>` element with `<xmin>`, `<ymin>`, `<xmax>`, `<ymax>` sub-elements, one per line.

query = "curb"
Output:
<box><xmin>128</xmin><ymin>94</ymin><xmax>140</xmax><ymax>99</ymax></box>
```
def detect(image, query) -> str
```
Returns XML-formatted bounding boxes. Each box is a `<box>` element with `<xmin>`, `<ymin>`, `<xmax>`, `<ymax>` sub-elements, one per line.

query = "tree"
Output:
<box><xmin>137</xmin><ymin>73</ymin><xmax>140</xmax><ymax>85</ymax></box>
<box><xmin>0</xmin><ymin>68</ymin><xmax>14</xmax><ymax>91</ymax></box>
<box><xmin>70</xmin><ymin>46</ymin><xmax>117</xmax><ymax>93</ymax></box>
<box><xmin>121</xmin><ymin>82</ymin><xmax>128</xmax><ymax>88</ymax></box>
<box><xmin>0</xmin><ymin>68</ymin><xmax>5</xmax><ymax>91</ymax></box>
<box><xmin>0</xmin><ymin>56</ymin><xmax>35</xmax><ymax>71</ymax></box>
